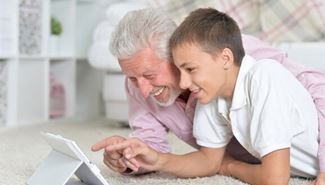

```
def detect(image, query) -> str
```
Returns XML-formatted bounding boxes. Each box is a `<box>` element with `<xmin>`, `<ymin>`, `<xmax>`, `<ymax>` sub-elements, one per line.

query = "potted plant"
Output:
<box><xmin>51</xmin><ymin>17</ymin><xmax>62</xmax><ymax>36</ymax></box>
<box><xmin>50</xmin><ymin>17</ymin><xmax>63</xmax><ymax>55</ymax></box>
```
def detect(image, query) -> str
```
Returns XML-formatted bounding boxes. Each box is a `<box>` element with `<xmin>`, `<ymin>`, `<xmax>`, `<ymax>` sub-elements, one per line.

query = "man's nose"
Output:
<box><xmin>138</xmin><ymin>78</ymin><xmax>153</xmax><ymax>98</ymax></box>
<box><xmin>179</xmin><ymin>72</ymin><xmax>191</xmax><ymax>90</ymax></box>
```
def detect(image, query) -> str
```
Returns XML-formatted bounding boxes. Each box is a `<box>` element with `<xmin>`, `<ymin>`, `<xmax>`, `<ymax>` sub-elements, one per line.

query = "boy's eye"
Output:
<box><xmin>186</xmin><ymin>67</ymin><xmax>195</xmax><ymax>73</ymax></box>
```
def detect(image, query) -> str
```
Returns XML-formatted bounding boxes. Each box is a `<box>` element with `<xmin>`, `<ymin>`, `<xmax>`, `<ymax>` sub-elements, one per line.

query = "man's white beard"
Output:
<box><xmin>154</xmin><ymin>88</ymin><xmax>182</xmax><ymax>107</ymax></box>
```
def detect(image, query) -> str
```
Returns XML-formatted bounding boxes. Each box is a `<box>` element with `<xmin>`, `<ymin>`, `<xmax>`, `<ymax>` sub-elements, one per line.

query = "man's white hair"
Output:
<box><xmin>109</xmin><ymin>8</ymin><xmax>177</xmax><ymax>60</ymax></box>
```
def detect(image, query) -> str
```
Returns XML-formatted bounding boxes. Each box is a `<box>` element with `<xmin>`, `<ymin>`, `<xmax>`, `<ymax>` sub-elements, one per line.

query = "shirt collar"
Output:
<box><xmin>230</xmin><ymin>55</ymin><xmax>257</xmax><ymax>110</ymax></box>
<box><xmin>217</xmin><ymin>98</ymin><xmax>230</xmax><ymax>121</ymax></box>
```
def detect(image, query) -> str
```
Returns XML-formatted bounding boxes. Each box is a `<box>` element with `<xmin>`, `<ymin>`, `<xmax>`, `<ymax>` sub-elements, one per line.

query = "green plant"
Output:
<box><xmin>51</xmin><ymin>17</ymin><xmax>62</xmax><ymax>36</ymax></box>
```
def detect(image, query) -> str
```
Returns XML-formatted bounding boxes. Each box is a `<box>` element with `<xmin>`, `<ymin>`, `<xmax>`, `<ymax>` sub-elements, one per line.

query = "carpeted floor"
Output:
<box><xmin>0</xmin><ymin>119</ymin><xmax>312</xmax><ymax>185</ymax></box>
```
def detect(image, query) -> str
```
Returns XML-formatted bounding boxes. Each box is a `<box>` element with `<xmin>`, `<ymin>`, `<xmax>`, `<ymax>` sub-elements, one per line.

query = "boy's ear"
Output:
<box><xmin>221</xmin><ymin>48</ymin><xmax>234</xmax><ymax>70</ymax></box>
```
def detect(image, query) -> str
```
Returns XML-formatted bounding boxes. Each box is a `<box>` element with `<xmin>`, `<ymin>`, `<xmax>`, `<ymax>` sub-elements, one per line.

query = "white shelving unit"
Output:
<box><xmin>0</xmin><ymin>0</ymin><xmax>86</xmax><ymax>127</ymax></box>
<box><xmin>50</xmin><ymin>0</ymin><xmax>76</xmax><ymax>119</ymax></box>
<box><xmin>0</xmin><ymin>0</ymin><xmax>18</xmax><ymax>126</ymax></box>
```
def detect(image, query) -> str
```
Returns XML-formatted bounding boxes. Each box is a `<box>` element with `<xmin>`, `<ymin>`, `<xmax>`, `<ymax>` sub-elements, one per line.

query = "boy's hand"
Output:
<box><xmin>311</xmin><ymin>172</ymin><xmax>325</xmax><ymax>185</ymax></box>
<box><xmin>106</xmin><ymin>138</ymin><xmax>160</xmax><ymax>172</ymax></box>
<box><xmin>91</xmin><ymin>136</ymin><xmax>129</xmax><ymax>173</ymax></box>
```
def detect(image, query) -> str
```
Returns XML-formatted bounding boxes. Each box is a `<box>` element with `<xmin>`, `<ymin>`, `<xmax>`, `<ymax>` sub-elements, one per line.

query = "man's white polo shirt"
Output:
<box><xmin>193</xmin><ymin>55</ymin><xmax>319</xmax><ymax>177</ymax></box>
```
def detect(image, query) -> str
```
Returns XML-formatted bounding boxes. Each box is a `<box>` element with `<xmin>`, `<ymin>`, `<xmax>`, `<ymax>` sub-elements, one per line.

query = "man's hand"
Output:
<box><xmin>91</xmin><ymin>136</ymin><xmax>128</xmax><ymax>173</ymax></box>
<box><xmin>106</xmin><ymin>137</ymin><xmax>160</xmax><ymax>172</ymax></box>
<box><xmin>311</xmin><ymin>172</ymin><xmax>325</xmax><ymax>185</ymax></box>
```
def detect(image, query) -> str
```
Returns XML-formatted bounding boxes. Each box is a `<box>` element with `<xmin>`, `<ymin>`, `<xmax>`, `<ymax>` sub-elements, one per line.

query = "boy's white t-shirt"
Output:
<box><xmin>193</xmin><ymin>55</ymin><xmax>319</xmax><ymax>177</ymax></box>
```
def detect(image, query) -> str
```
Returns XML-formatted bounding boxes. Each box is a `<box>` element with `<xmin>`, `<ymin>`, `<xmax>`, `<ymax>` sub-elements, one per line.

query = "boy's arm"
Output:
<box><xmin>107</xmin><ymin>138</ymin><xmax>226</xmax><ymax>178</ymax></box>
<box><xmin>313</xmin><ymin>173</ymin><xmax>325</xmax><ymax>185</ymax></box>
<box><xmin>222</xmin><ymin>148</ymin><xmax>290</xmax><ymax>185</ymax></box>
<box><xmin>159</xmin><ymin>146</ymin><xmax>226</xmax><ymax>177</ymax></box>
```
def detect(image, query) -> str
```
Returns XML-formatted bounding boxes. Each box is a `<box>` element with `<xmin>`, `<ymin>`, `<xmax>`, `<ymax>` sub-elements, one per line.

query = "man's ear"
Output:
<box><xmin>221</xmin><ymin>48</ymin><xmax>234</xmax><ymax>70</ymax></box>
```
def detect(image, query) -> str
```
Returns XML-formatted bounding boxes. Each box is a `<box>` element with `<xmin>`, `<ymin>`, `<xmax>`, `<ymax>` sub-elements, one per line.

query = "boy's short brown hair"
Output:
<box><xmin>169</xmin><ymin>8</ymin><xmax>244</xmax><ymax>66</ymax></box>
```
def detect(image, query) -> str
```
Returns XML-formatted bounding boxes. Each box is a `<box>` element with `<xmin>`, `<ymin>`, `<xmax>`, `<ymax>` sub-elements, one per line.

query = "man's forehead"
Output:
<box><xmin>119</xmin><ymin>58</ymin><xmax>159</xmax><ymax>76</ymax></box>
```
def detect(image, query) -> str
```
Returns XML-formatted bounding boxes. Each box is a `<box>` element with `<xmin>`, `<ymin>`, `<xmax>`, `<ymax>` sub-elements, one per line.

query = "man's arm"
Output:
<box><xmin>107</xmin><ymin>138</ymin><xmax>226</xmax><ymax>178</ymax></box>
<box><xmin>221</xmin><ymin>148</ymin><xmax>290</xmax><ymax>185</ymax></box>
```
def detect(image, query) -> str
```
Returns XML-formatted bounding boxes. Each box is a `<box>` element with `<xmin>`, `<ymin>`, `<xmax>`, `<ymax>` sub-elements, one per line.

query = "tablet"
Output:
<box><xmin>41</xmin><ymin>132</ymin><xmax>110</xmax><ymax>185</ymax></box>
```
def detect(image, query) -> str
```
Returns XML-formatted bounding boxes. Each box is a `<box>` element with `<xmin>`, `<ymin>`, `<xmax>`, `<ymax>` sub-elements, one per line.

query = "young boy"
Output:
<box><xmin>106</xmin><ymin>8</ymin><xmax>323</xmax><ymax>184</ymax></box>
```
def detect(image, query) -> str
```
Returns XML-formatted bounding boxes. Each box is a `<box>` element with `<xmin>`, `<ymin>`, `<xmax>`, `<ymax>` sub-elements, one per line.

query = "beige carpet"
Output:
<box><xmin>0</xmin><ymin>119</ymin><xmax>312</xmax><ymax>185</ymax></box>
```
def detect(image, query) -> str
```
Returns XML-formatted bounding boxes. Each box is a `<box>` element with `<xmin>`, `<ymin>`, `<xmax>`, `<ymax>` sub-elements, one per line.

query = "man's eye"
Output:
<box><xmin>129</xmin><ymin>77</ymin><xmax>137</xmax><ymax>82</ymax></box>
<box><xmin>144</xmin><ymin>75</ymin><xmax>155</xmax><ymax>79</ymax></box>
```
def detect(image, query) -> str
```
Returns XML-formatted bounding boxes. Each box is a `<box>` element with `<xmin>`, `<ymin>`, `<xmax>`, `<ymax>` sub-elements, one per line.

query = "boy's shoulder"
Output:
<box><xmin>240</xmin><ymin>56</ymin><xmax>291</xmax><ymax>87</ymax></box>
<box><xmin>248</xmin><ymin>58</ymin><xmax>287</xmax><ymax>78</ymax></box>
<box><xmin>252</xmin><ymin>58</ymin><xmax>283</xmax><ymax>71</ymax></box>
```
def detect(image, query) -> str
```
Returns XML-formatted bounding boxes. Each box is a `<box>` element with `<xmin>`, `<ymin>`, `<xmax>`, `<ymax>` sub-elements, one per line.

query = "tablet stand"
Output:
<box><xmin>27</xmin><ymin>150</ymin><xmax>102</xmax><ymax>185</ymax></box>
<box><xmin>27</xmin><ymin>132</ymin><xmax>109</xmax><ymax>185</ymax></box>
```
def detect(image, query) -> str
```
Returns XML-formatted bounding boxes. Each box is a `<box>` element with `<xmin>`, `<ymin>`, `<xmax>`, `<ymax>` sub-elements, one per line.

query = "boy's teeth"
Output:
<box><xmin>154</xmin><ymin>87</ymin><xmax>165</xmax><ymax>96</ymax></box>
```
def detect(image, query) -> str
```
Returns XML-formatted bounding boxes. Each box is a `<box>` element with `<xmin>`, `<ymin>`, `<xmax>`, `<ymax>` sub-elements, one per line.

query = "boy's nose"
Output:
<box><xmin>179</xmin><ymin>72</ymin><xmax>191</xmax><ymax>90</ymax></box>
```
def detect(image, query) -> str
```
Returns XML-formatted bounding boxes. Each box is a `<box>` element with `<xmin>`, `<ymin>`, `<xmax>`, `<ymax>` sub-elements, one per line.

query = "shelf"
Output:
<box><xmin>75</xmin><ymin>1</ymin><xmax>103</xmax><ymax>60</ymax></box>
<box><xmin>77</xmin><ymin>0</ymin><xmax>96</xmax><ymax>4</ymax></box>
<box><xmin>0</xmin><ymin>60</ymin><xmax>8</xmax><ymax>127</ymax></box>
<box><xmin>76</xmin><ymin>56</ymin><xmax>88</xmax><ymax>61</ymax></box>
<box><xmin>50</xmin><ymin>0</ymin><xmax>75</xmax><ymax>58</ymax></box>
<box><xmin>0</xmin><ymin>56</ymin><xmax>15</xmax><ymax>60</ymax></box>
<box><xmin>16</xmin><ymin>60</ymin><xmax>49</xmax><ymax>124</ymax></box>
<box><xmin>0</xmin><ymin>0</ymin><xmax>78</xmax><ymax>127</ymax></box>
<box><xmin>1</xmin><ymin>0</ymin><xmax>103</xmax><ymax>127</ymax></box>
<box><xmin>50</xmin><ymin>56</ymin><xmax>75</xmax><ymax>61</ymax></box>
<box><xmin>51</xmin><ymin>0</ymin><xmax>74</xmax><ymax>1</ymax></box>
<box><xmin>50</xmin><ymin>60</ymin><xmax>75</xmax><ymax>118</ymax></box>
<box><xmin>19</xmin><ymin>55</ymin><xmax>47</xmax><ymax>60</ymax></box>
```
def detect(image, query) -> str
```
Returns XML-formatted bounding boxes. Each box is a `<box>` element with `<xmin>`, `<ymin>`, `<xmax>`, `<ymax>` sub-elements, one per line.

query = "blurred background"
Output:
<box><xmin>0</xmin><ymin>0</ymin><xmax>324</xmax><ymax>128</ymax></box>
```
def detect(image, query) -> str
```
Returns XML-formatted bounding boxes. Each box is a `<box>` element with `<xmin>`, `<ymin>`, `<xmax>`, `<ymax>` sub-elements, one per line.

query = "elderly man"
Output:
<box><xmin>91</xmin><ymin>8</ymin><xmax>325</xmax><ymax>180</ymax></box>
